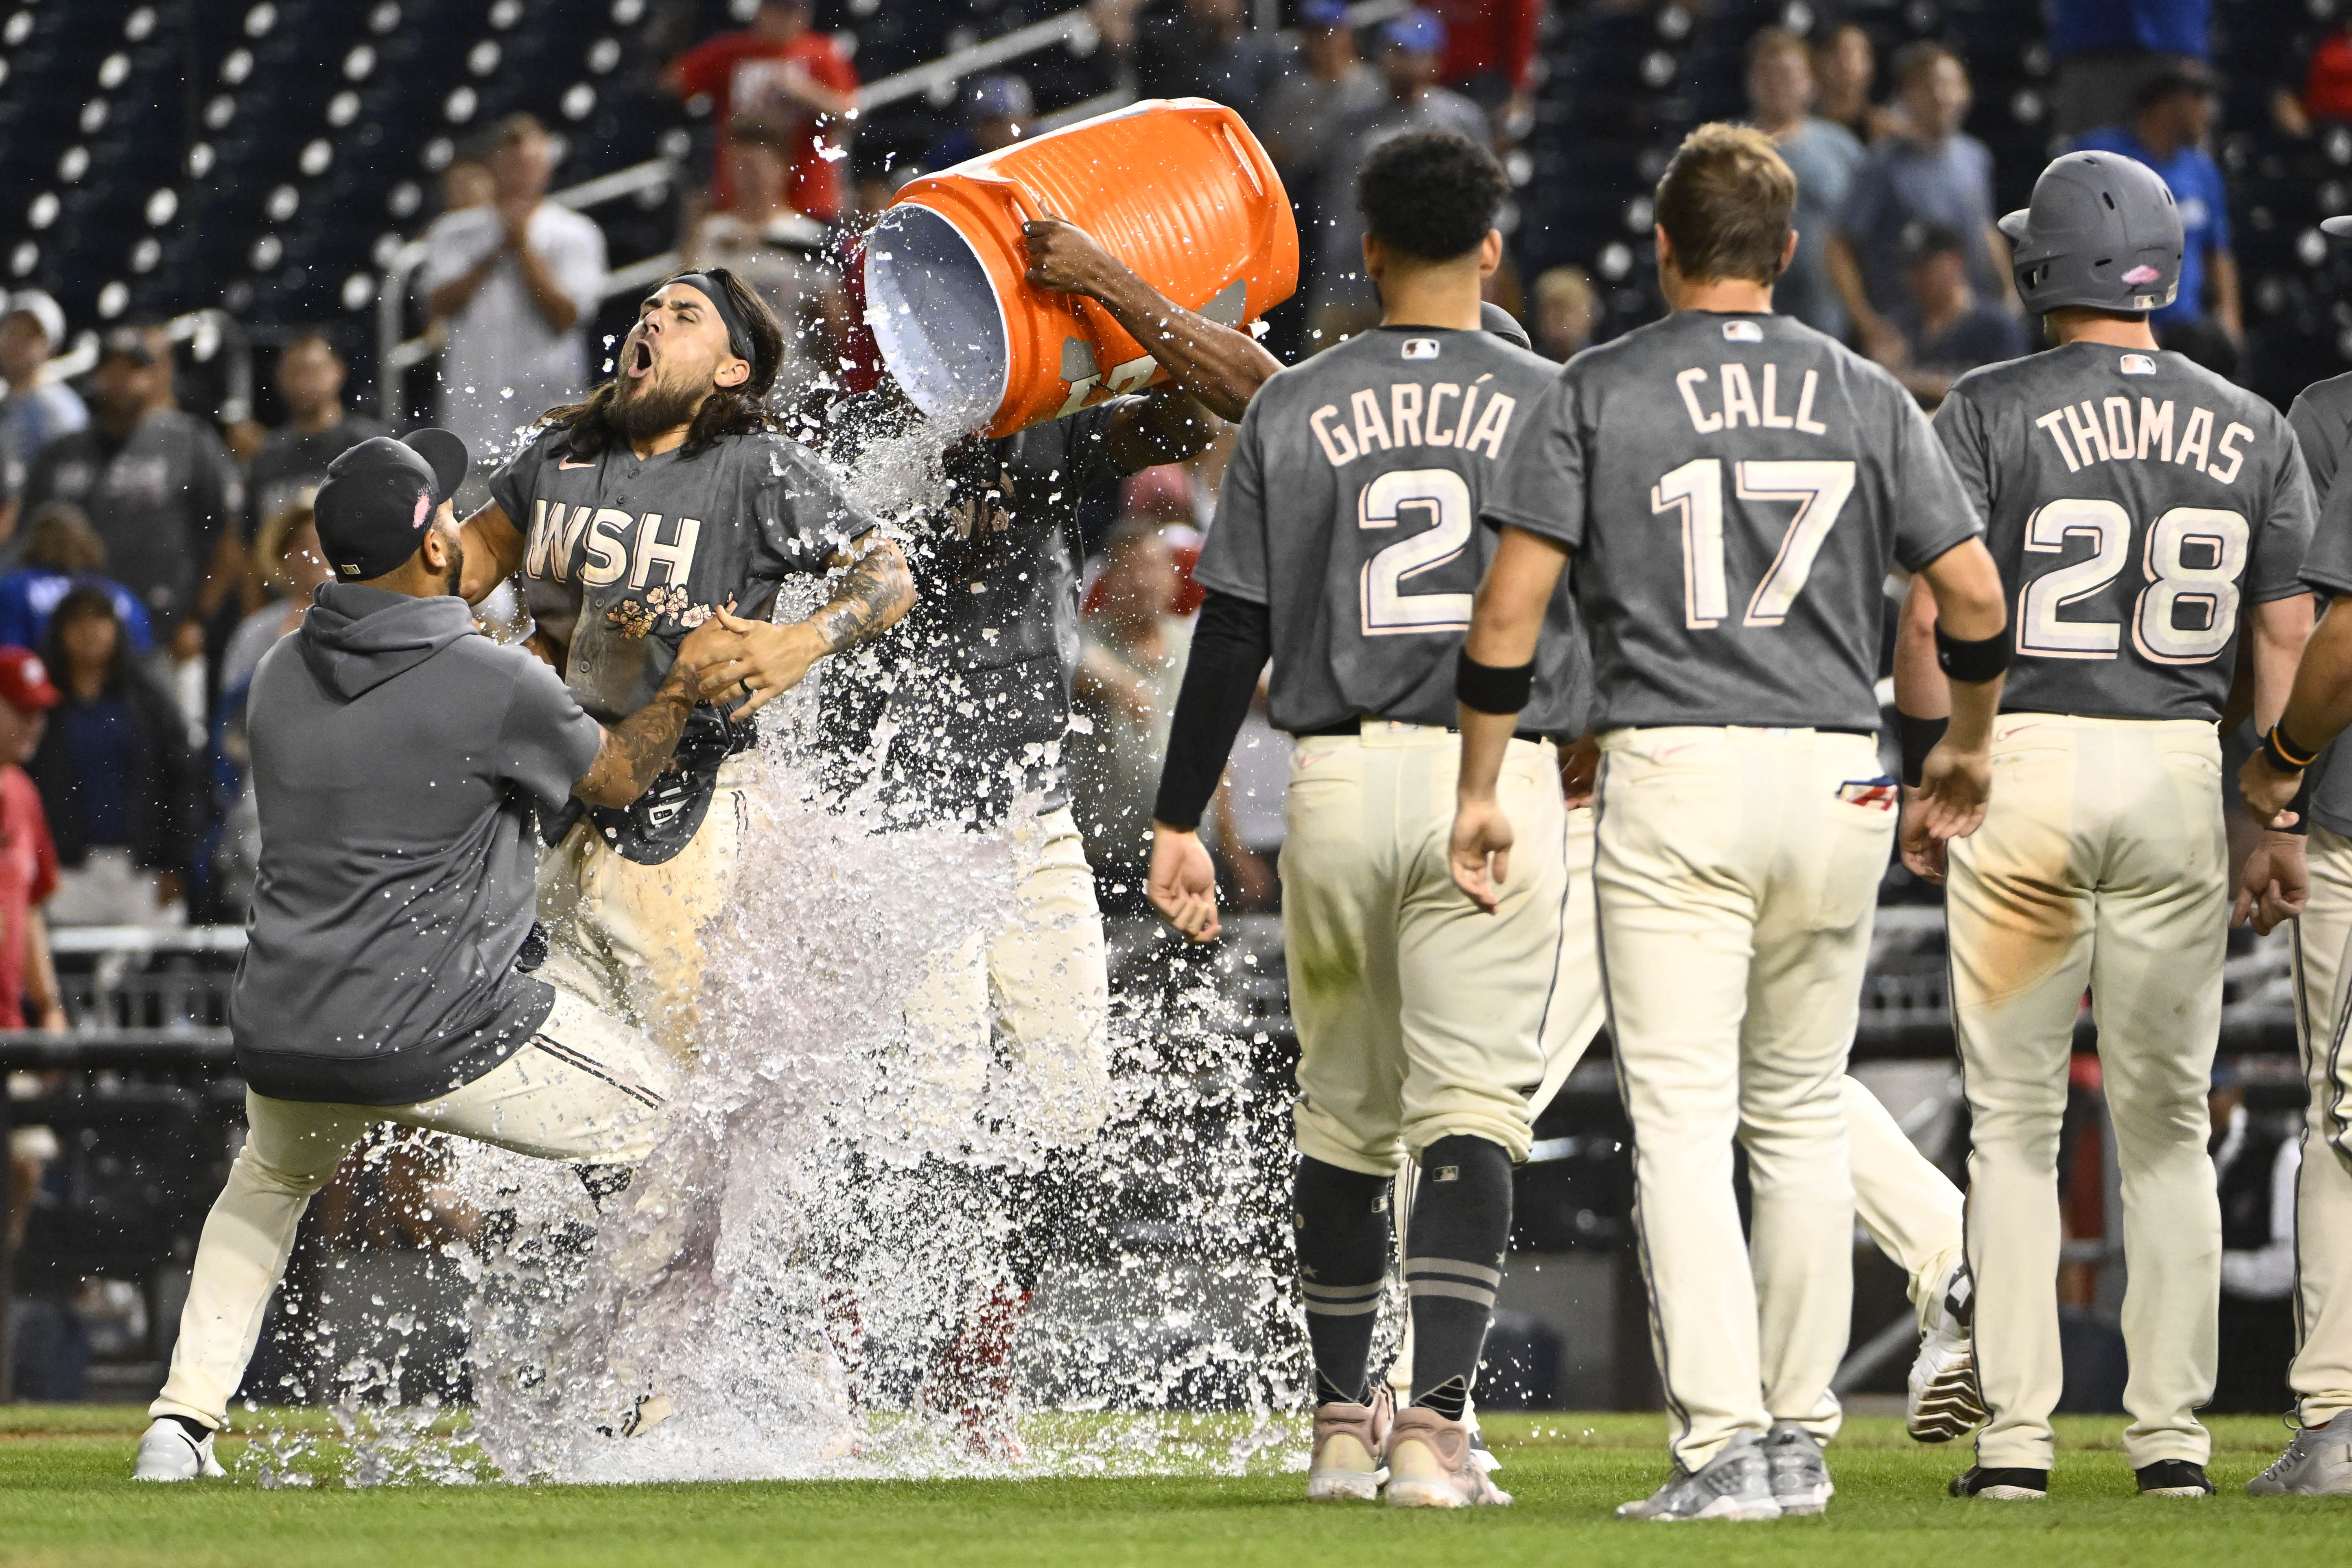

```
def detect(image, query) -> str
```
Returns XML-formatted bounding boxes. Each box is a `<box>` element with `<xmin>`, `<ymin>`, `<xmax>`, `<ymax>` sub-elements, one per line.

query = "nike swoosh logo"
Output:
<box><xmin>558</xmin><ymin>457</ymin><xmax>595</xmax><ymax>470</ymax></box>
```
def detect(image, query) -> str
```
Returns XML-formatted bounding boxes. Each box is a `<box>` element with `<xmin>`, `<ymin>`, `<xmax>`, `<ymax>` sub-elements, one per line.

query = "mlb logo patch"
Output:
<box><xmin>1836</xmin><ymin>777</ymin><xmax>1900</xmax><ymax>812</ymax></box>
<box><xmin>1722</xmin><ymin>319</ymin><xmax>1764</xmax><ymax>342</ymax></box>
<box><xmin>2121</xmin><ymin>353</ymin><xmax>2157</xmax><ymax>375</ymax></box>
<box><xmin>1402</xmin><ymin>338</ymin><xmax>1440</xmax><ymax>360</ymax></box>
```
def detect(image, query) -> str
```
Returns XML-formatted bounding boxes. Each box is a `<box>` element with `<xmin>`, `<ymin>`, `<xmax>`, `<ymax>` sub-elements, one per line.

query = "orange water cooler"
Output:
<box><xmin>863</xmin><ymin>98</ymin><xmax>1299</xmax><ymax>437</ymax></box>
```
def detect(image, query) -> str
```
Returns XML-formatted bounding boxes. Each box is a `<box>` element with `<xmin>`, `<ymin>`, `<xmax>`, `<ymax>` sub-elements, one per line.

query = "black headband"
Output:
<box><xmin>661</xmin><ymin>271</ymin><xmax>758</xmax><ymax>372</ymax></box>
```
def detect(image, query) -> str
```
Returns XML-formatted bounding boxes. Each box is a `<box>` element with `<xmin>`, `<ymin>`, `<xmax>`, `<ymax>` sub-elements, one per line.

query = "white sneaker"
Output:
<box><xmin>2247</xmin><ymin>1410</ymin><xmax>2352</xmax><ymax>1496</ymax></box>
<box><xmin>133</xmin><ymin>1418</ymin><xmax>226</xmax><ymax>1482</ymax></box>
<box><xmin>1384</xmin><ymin>1406</ymin><xmax>1512</xmax><ymax>1507</ymax></box>
<box><xmin>1307</xmin><ymin>1386</ymin><xmax>1392</xmax><ymax>1502</ymax></box>
<box><xmin>1908</xmin><ymin>1264</ymin><xmax>1985</xmax><ymax>1443</ymax></box>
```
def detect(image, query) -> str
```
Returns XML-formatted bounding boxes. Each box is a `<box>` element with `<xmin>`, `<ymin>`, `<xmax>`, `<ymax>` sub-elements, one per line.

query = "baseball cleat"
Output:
<box><xmin>2135</xmin><ymin>1459</ymin><xmax>2214</xmax><ymax>1497</ymax></box>
<box><xmin>1949</xmin><ymin>1465</ymin><xmax>2047</xmax><ymax>1500</ymax></box>
<box><xmin>1762</xmin><ymin>1421</ymin><xmax>1833</xmax><ymax>1516</ymax></box>
<box><xmin>1617</xmin><ymin>1431</ymin><xmax>1780</xmax><ymax>1521</ymax></box>
<box><xmin>1307</xmin><ymin>1386</ymin><xmax>1393</xmax><ymax>1501</ymax></box>
<box><xmin>2247</xmin><ymin>1410</ymin><xmax>2352</xmax><ymax>1495</ymax></box>
<box><xmin>132</xmin><ymin>1418</ymin><xmax>226</xmax><ymax>1482</ymax></box>
<box><xmin>1906</xmin><ymin>1264</ymin><xmax>1985</xmax><ymax>1443</ymax></box>
<box><xmin>1384</xmin><ymin>1406</ymin><xmax>1512</xmax><ymax>1507</ymax></box>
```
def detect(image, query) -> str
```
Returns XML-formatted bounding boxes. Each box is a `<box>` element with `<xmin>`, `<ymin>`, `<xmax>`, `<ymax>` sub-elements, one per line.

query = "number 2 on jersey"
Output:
<box><xmin>1358</xmin><ymin>467</ymin><xmax>1474</xmax><ymax>636</ymax></box>
<box><xmin>2018</xmin><ymin>499</ymin><xmax>2247</xmax><ymax>664</ymax></box>
<box><xmin>1653</xmin><ymin>458</ymin><xmax>1857</xmax><ymax>630</ymax></box>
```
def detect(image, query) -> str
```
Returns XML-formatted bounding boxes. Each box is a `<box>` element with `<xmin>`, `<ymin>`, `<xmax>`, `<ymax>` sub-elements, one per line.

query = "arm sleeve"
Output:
<box><xmin>414</xmin><ymin>213</ymin><xmax>480</xmax><ymax>294</ymax></box>
<box><xmin>1151</xmin><ymin>590</ymin><xmax>1272</xmax><ymax>831</ymax></box>
<box><xmin>1930</xmin><ymin>382</ymin><xmax>1996</xmax><ymax>528</ymax></box>
<box><xmin>1479</xmin><ymin>371</ymin><xmax>1589</xmax><ymax>548</ymax></box>
<box><xmin>2251</xmin><ymin>438</ymin><xmax>2319</xmax><ymax>600</ymax></box>
<box><xmin>1892</xmin><ymin>385</ymin><xmax>1985</xmax><ymax>570</ymax></box>
<box><xmin>1189</xmin><ymin>408</ymin><xmax>1270</xmax><ymax>604</ymax></box>
<box><xmin>485</xmin><ymin>432</ymin><xmax>546</xmax><ymax>532</ymax></box>
<box><xmin>495</xmin><ymin>650</ymin><xmax>606</xmax><ymax>812</ymax></box>
<box><xmin>2289</xmin><ymin>392</ymin><xmax>2339</xmax><ymax>506</ymax></box>
<box><xmin>549</xmin><ymin>213</ymin><xmax>608</xmax><ymax>319</ymax></box>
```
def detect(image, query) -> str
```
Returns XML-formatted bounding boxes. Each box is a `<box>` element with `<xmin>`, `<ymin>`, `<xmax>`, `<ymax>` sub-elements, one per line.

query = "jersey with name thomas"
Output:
<box><xmin>1193</xmin><ymin>325</ymin><xmax>1588</xmax><ymax>737</ymax></box>
<box><xmin>1485</xmin><ymin>310</ymin><xmax>1979</xmax><ymax>732</ymax></box>
<box><xmin>490</xmin><ymin>422</ymin><xmax>878</xmax><ymax>738</ymax></box>
<box><xmin>1935</xmin><ymin>342</ymin><xmax>2314</xmax><ymax>723</ymax></box>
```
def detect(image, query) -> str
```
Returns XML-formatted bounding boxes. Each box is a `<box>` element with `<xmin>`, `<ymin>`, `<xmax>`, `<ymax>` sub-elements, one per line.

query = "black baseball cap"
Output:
<box><xmin>313</xmin><ymin>428</ymin><xmax>468</xmax><ymax>581</ymax></box>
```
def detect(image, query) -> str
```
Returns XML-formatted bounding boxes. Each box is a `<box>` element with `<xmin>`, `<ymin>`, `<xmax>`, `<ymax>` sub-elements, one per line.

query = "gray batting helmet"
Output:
<box><xmin>1998</xmin><ymin>151</ymin><xmax>2183</xmax><ymax>315</ymax></box>
<box><xmin>1480</xmin><ymin>301</ymin><xmax>1531</xmax><ymax>351</ymax></box>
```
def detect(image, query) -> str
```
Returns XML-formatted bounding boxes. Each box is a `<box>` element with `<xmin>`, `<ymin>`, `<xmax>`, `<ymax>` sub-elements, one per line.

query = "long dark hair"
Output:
<box><xmin>540</xmin><ymin>266</ymin><xmax>787</xmax><ymax>461</ymax></box>
<box><xmin>43</xmin><ymin>584</ymin><xmax>137</xmax><ymax>699</ymax></box>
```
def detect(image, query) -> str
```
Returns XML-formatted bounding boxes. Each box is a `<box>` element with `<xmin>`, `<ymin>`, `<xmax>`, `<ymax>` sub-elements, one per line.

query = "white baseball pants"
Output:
<box><xmin>150</xmin><ymin>989</ymin><xmax>674</xmax><ymax>1431</ymax></box>
<box><xmin>1948</xmin><ymin>713</ymin><xmax>2225</xmax><ymax>1471</ymax></box>
<box><xmin>1597</xmin><ymin>725</ymin><xmax>1894</xmax><ymax>1471</ymax></box>
<box><xmin>2289</xmin><ymin>823</ymin><xmax>2352</xmax><ymax>1427</ymax></box>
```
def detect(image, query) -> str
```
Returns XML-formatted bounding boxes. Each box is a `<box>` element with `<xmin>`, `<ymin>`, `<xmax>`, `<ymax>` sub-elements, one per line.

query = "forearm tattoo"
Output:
<box><xmin>578</xmin><ymin>674</ymin><xmax>697</xmax><ymax>805</ymax></box>
<box><xmin>815</xmin><ymin>540</ymin><xmax>915</xmax><ymax>653</ymax></box>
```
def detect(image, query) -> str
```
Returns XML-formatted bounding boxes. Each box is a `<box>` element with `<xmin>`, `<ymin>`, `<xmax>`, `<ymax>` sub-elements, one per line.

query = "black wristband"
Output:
<box><xmin>1456</xmin><ymin>649</ymin><xmax>1534</xmax><ymax>715</ymax></box>
<box><xmin>1897</xmin><ymin>712</ymin><xmax>1950</xmax><ymax>789</ymax></box>
<box><xmin>1934</xmin><ymin>624</ymin><xmax>2010</xmax><ymax>684</ymax></box>
<box><xmin>2263</xmin><ymin>722</ymin><xmax>2322</xmax><ymax>773</ymax></box>
<box><xmin>2283</xmin><ymin>769</ymin><xmax>2315</xmax><ymax>836</ymax></box>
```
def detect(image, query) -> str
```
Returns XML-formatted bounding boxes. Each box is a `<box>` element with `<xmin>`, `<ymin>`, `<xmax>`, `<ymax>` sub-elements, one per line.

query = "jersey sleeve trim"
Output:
<box><xmin>1188</xmin><ymin>557</ymin><xmax>1271</xmax><ymax>606</ymax></box>
<box><xmin>1478</xmin><ymin>504</ymin><xmax>1579</xmax><ymax>547</ymax></box>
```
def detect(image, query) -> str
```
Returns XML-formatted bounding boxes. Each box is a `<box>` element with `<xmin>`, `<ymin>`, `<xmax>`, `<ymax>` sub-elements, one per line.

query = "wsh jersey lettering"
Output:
<box><xmin>1935</xmin><ymin>342</ymin><xmax>2315</xmax><ymax>723</ymax></box>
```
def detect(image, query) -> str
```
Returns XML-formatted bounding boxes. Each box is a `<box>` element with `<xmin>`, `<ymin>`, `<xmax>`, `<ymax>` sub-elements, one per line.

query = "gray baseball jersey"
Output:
<box><xmin>1485</xmin><ymin>310</ymin><xmax>1977</xmax><ymax>732</ymax></box>
<box><xmin>1194</xmin><ymin>325</ymin><xmax>1588</xmax><ymax>736</ymax></box>
<box><xmin>1936</xmin><ymin>343</ymin><xmax>2314</xmax><ymax>723</ymax></box>
<box><xmin>2288</xmin><ymin>373</ymin><xmax>2352</xmax><ymax>839</ymax></box>
<box><xmin>489</xmin><ymin>422</ymin><xmax>877</xmax><ymax>858</ymax></box>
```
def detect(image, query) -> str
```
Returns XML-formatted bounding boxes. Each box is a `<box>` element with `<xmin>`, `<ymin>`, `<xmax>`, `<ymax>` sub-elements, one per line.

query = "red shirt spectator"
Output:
<box><xmin>1426</xmin><ymin>0</ymin><xmax>1543</xmax><ymax>99</ymax></box>
<box><xmin>0</xmin><ymin>647</ymin><xmax>62</xmax><ymax>1030</ymax></box>
<box><xmin>663</xmin><ymin>0</ymin><xmax>860</xmax><ymax>220</ymax></box>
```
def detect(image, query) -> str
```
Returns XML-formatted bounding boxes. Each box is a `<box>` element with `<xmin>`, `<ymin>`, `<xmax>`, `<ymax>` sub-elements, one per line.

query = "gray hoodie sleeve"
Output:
<box><xmin>495</xmin><ymin>646</ymin><xmax>605</xmax><ymax>811</ymax></box>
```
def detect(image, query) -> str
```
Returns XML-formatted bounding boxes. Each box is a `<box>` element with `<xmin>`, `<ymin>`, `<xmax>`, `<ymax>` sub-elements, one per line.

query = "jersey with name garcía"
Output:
<box><xmin>1485</xmin><ymin>310</ymin><xmax>1980</xmax><ymax>733</ymax></box>
<box><xmin>1935</xmin><ymin>342</ymin><xmax>2314</xmax><ymax>723</ymax></box>
<box><xmin>1193</xmin><ymin>324</ymin><xmax>1588</xmax><ymax>737</ymax></box>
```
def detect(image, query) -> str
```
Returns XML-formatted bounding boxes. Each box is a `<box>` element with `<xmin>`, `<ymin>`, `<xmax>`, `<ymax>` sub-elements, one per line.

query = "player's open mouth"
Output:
<box><xmin>627</xmin><ymin>338</ymin><xmax>655</xmax><ymax>378</ymax></box>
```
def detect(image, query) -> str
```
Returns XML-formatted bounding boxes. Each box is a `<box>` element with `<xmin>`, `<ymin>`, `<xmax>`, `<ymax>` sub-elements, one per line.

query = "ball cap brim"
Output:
<box><xmin>2324</xmin><ymin>215</ymin><xmax>2352</xmax><ymax>239</ymax></box>
<box><xmin>400</xmin><ymin>426</ymin><xmax>470</xmax><ymax>507</ymax></box>
<box><xmin>0</xmin><ymin>646</ymin><xmax>61</xmax><ymax>714</ymax></box>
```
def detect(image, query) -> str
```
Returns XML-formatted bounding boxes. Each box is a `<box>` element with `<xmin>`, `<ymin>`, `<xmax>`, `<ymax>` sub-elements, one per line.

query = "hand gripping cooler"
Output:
<box><xmin>863</xmin><ymin>97</ymin><xmax>1300</xmax><ymax>437</ymax></box>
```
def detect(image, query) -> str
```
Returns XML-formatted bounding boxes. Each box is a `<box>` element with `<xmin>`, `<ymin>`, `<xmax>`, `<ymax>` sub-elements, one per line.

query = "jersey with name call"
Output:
<box><xmin>1193</xmin><ymin>325</ymin><xmax>1587</xmax><ymax>737</ymax></box>
<box><xmin>1484</xmin><ymin>310</ymin><xmax>1978</xmax><ymax>733</ymax></box>
<box><xmin>489</xmin><ymin>423</ymin><xmax>878</xmax><ymax>739</ymax></box>
<box><xmin>1935</xmin><ymin>342</ymin><xmax>2314</xmax><ymax>723</ymax></box>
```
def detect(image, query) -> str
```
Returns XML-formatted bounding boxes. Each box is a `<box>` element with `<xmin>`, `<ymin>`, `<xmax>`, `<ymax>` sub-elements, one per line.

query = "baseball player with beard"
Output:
<box><xmin>453</xmin><ymin>268</ymin><xmax>914</xmax><ymax>1059</ymax></box>
<box><xmin>2234</xmin><ymin>220</ymin><xmax>2352</xmax><ymax>1495</ymax></box>
<box><xmin>1448</xmin><ymin>124</ymin><xmax>2008</xmax><ymax>1520</ymax></box>
<box><xmin>1901</xmin><ymin>151</ymin><xmax>2315</xmax><ymax>1502</ymax></box>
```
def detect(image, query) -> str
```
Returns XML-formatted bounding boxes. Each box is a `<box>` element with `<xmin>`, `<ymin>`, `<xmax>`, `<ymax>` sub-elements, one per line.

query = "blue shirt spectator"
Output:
<box><xmin>0</xmin><ymin>503</ymin><xmax>155</xmax><ymax>658</ymax></box>
<box><xmin>0</xmin><ymin>291</ymin><xmax>86</xmax><ymax>532</ymax></box>
<box><xmin>2051</xmin><ymin>0</ymin><xmax>2210</xmax><ymax>61</ymax></box>
<box><xmin>2075</xmin><ymin>68</ymin><xmax>2238</xmax><ymax>337</ymax></box>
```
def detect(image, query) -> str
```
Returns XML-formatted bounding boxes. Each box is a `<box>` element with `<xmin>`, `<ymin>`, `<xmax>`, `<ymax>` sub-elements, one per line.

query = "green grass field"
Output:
<box><xmin>4</xmin><ymin>1406</ymin><xmax>2346</xmax><ymax>1567</ymax></box>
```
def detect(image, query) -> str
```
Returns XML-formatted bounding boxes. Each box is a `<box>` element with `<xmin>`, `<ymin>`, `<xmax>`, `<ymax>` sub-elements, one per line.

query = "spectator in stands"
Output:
<box><xmin>0</xmin><ymin>504</ymin><xmax>154</xmax><ymax>660</ymax></box>
<box><xmin>1532</xmin><ymin>264</ymin><xmax>1596</xmax><ymax>361</ymax></box>
<box><xmin>442</xmin><ymin>153</ymin><xmax>494</xmax><ymax>214</ymax></box>
<box><xmin>219</xmin><ymin>504</ymin><xmax>329</xmax><ymax>699</ymax></box>
<box><xmin>1132</xmin><ymin>0</ymin><xmax>1288</xmax><ymax>126</ymax></box>
<box><xmin>684</xmin><ymin>119</ymin><xmax>850</xmax><ymax>408</ymax></box>
<box><xmin>1312</xmin><ymin>9</ymin><xmax>1490</xmax><ymax>347</ymax></box>
<box><xmin>1884</xmin><ymin>223</ymin><xmax>2028</xmax><ymax>408</ymax></box>
<box><xmin>0</xmin><ymin>290</ymin><xmax>85</xmax><ymax>546</ymax></box>
<box><xmin>245</xmin><ymin>331</ymin><xmax>391</xmax><ymax>533</ymax></box>
<box><xmin>928</xmin><ymin>74</ymin><xmax>1033</xmax><ymax>170</ymax></box>
<box><xmin>29</xmin><ymin>587</ymin><xmax>200</xmax><ymax>927</ymax></box>
<box><xmin>2050</xmin><ymin>0</ymin><xmax>2211</xmax><ymax>140</ymax></box>
<box><xmin>1073</xmin><ymin>519</ymin><xmax>1193</xmax><ymax>911</ymax></box>
<box><xmin>2278</xmin><ymin>25</ymin><xmax>2352</xmax><ymax>135</ymax></box>
<box><xmin>0</xmin><ymin>647</ymin><xmax>63</xmax><ymax>1031</ymax></box>
<box><xmin>418</xmin><ymin>115</ymin><xmax>607</xmax><ymax>470</ymax></box>
<box><xmin>0</xmin><ymin>646</ymin><xmax>63</xmax><ymax>1280</ymax></box>
<box><xmin>2077</xmin><ymin>65</ymin><xmax>2243</xmax><ymax>371</ymax></box>
<box><xmin>1261</xmin><ymin>2</ymin><xmax>1383</xmax><ymax>190</ymax></box>
<box><xmin>1424</xmin><ymin>0</ymin><xmax>1542</xmax><ymax>134</ymax></box>
<box><xmin>1828</xmin><ymin>44</ymin><xmax>2013</xmax><ymax>368</ymax></box>
<box><xmin>1749</xmin><ymin>26</ymin><xmax>1865</xmax><ymax>339</ymax></box>
<box><xmin>18</xmin><ymin>327</ymin><xmax>243</xmax><ymax>658</ymax></box>
<box><xmin>1812</xmin><ymin>23</ymin><xmax>1895</xmax><ymax>144</ymax></box>
<box><xmin>662</xmin><ymin>0</ymin><xmax>859</xmax><ymax>221</ymax></box>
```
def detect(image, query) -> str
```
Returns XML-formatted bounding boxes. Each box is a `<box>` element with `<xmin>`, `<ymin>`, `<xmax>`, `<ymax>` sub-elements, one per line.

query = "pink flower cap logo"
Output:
<box><xmin>412</xmin><ymin>488</ymin><xmax>431</xmax><ymax>528</ymax></box>
<box><xmin>2122</xmin><ymin>264</ymin><xmax>2162</xmax><ymax>285</ymax></box>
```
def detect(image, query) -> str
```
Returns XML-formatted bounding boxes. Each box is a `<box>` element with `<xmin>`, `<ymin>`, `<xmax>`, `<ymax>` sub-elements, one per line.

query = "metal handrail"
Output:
<box><xmin>33</xmin><ymin>307</ymin><xmax>253</xmax><ymax>422</ymax></box>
